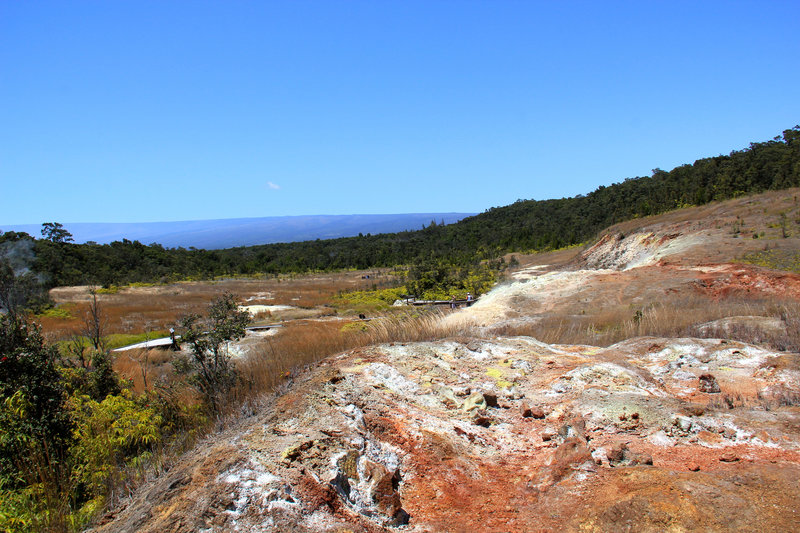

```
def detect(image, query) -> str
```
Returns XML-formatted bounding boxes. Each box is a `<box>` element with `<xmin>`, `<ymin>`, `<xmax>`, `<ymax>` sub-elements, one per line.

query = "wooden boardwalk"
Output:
<box><xmin>409</xmin><ymin>298</ymin><xmax>475</xmax><ymax>307</ymax></box>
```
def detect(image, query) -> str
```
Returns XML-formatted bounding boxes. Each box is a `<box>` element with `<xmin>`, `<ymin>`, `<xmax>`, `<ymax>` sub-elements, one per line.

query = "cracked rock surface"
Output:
<box><xmin>92</xmin><ymin>335</ymin><xmax>800</xmax><ymax>532</ymax></box>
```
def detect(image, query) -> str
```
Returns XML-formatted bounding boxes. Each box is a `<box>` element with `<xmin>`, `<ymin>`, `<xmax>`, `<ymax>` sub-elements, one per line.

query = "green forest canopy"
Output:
<box><xmin>2</xmin><ymin>126</ymin><xmax>799</xmax><ymax>288</ymax></box>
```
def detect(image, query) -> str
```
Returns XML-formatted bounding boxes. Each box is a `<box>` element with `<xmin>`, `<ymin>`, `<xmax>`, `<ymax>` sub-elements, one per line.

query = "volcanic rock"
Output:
<box><xmin>699</xmin><ymin>373</ymin><xmax>721</xmax><ymax>393</ymax></box>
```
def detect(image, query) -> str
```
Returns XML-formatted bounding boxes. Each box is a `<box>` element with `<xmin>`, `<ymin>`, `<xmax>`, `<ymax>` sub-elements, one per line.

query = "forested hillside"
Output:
<box><xmin>2</xmin><ymin>126</ymin><xmax>799</xmax><ymax>288</ymax></box>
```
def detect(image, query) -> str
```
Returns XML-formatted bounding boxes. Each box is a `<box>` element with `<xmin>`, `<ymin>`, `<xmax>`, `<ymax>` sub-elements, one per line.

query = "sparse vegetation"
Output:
<box><xmin>491</xmin><ymin>295</ymin><xmax>800</xmax><ymax>350</ymax></box>
<box><xmin>3</xmin><ymin>127</ymin><xmax>800</xmax><ymax>529</ymax></box>
<box><xmin>740</xmin><ymin>249</ymin><xmax>800</xmax><ymax>273</ymax></box>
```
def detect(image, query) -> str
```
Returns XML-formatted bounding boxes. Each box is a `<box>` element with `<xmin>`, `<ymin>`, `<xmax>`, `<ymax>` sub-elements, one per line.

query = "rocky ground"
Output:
<box><xmin>93</xmin><ymin>193</ymin><xmax>800</xmax><ymax>532</ymax></box>
<box><xmin>92</xmin><ymin>334</ymin><xmax>800</xmax><ymax>532</ymax></box>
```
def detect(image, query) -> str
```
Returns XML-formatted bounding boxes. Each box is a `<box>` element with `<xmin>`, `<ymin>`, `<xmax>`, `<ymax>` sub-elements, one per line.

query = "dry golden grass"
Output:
<box><xmin>231</xmin><ymin>311</ymin><xmax>469</xmax><ymax>404</ymax></box>
<box><xmin>113</xmin><ymin>348</ymin><xmax>176</xmax><ymax>394</ymax></box>
<box><xmin>604</xmin><ymin>188</ymin><xmax>800</xmax><ymax>237</ymax></box>
<box><xmin>490</xmin><ymin>294</ymin><xmax>800</xmax><ymax>349</ymax></box>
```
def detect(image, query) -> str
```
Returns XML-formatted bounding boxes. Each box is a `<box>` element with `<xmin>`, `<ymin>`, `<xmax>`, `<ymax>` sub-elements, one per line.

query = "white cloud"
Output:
<box><xmin>267</xmin><ymin>181</ymin><xmax>281</xmax><ymax>190</ymax></box>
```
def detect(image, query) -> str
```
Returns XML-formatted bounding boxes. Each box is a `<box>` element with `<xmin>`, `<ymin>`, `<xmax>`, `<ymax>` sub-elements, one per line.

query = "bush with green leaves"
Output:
<box><xmin>179</xmin><ymin>292</ymin><xmax>250</xmax><ymax>412</ymax></box>
<box><xmin>0</xmin><ymin>315</ymin><xmax>71</xmax><ymax>486</ymax></box>
<box><xmin>335</xmin><ymin>286</ymin><xmax>407</xmax><ymax>312</ymax></box>
<box><xmin>0</xmin><ymin>314</ymin><xmax>73</xmax><ymax>531</ymax></box>
<box><xmin>405</xmin><ymin>258</ymin><xmax>500</xmax><ymax>300</ymax></box>
<box><xmin>68</xmin><ymin>389</ymin><xmax>163</xmax><ymax>514</ymax></box>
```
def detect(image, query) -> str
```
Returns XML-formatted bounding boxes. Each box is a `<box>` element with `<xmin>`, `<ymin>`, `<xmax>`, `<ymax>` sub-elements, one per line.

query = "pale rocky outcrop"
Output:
<box><xmin>92</xmin><ymin>333</ymin><xmax>800</xmax><ymax>532</ymax></box>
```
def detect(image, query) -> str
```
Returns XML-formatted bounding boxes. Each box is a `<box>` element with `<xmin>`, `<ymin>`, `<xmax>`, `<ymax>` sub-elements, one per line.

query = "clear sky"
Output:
<box><xmin>2</xmin><ymin>1</ymin><xmax>799</xmax><ymax>225</ymax></box>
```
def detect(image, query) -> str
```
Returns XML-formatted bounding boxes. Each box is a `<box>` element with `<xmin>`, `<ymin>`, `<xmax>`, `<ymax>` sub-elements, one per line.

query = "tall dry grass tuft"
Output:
<box><xmin>363</xmin><ymin>312</ymin><xmax>470</xmax><ymax>344</ymax></box>
<box><xmin>232</xmin><ymin>311</ymin><xmax>471</xmax><ymax>405</ymax></box>
<box><xmin>488</xmin><ymin>294</ymin><xmax>800</xmax><ymax>348</ymax></box>
<box><xmin>113</xmin><ymin>348</ymin><xmax>176</xmax><ymax>394</ymax></box>
<box><xmin>773</xmin><ymin>307</ymin><xmax>800</xmax><ymax>352</ymax></box>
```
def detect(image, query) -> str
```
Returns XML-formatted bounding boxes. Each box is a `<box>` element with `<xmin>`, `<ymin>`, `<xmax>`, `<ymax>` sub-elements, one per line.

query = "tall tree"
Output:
<box><xmin>40</xmin><ymin>222</ymin><xmax>73</xmax><ymax>244</ymax></box>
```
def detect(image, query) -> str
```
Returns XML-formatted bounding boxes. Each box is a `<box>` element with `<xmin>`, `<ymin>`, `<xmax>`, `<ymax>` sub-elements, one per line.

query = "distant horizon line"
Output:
<box><xmin>1</xmin><ymin>211</ymin><xmax>479</xmax><ymax>228</ymax></box>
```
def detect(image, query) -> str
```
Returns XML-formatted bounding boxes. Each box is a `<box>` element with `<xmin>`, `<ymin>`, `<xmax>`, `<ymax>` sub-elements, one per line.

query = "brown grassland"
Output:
<box><xmin>491</xmin><ymin>293</ymin><xmax>800</xmax><ymax>349</ymax></box>
<box><xmin>41</xmin><ymin>268</ymin><xmax>399</xmax><ymax>341</ymax></box>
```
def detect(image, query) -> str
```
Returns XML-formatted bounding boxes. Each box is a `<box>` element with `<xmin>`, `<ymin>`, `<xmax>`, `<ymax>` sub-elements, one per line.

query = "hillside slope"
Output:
<box><xmin>92</xmin><ymin>191</ymin><xmax>800</xmax><ymax>532</ymax></box>
<box><xmin>451</xmin><ymin>188</ymin><xmax>800</xmax><ymax>339</ymax></box>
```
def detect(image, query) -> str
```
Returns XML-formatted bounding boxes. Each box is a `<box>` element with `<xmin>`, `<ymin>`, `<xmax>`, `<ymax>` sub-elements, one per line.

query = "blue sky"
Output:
<box><xmin>2</xmin><ymin>1</ymin><xmax>799</xmax><ymax>225</ymax></box>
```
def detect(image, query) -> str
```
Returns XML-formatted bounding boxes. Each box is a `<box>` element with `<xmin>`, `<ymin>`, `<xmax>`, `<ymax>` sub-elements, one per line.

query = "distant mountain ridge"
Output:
<box><xmin>2</xmin><ymin>213</ymin><xmax>474</xmax><ymax>250</ymax></box>
<box><xmin>3</xmin><ymin>126</ymin><xmax>798</xmax><ymax>287</ymax></box>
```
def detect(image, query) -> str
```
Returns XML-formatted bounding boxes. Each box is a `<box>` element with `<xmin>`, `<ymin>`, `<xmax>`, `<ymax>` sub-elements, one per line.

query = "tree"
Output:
<box><xmin>179</xmin><ymin>293</ymin><xmax>250</xmax><ymax>412</ymax></box>
<box><xmin>0</xmin><ymin>314</ymin><xmax>72</xmax><ymax>487</ymax></box>
<box><xmin>40</xmin><ymin>222</ymin><xmax>73</xmax><ymax>244</ymax></box>
<box><xmin>81</xmin><ymin>289</ymin><xmax>106</xmax><ymax>353</ymax></box>
<box><xmin>80</xmin><ymin>290</ymin><xmax>118</xmax><ymax>400</ymax></box>
<box><xmin>34</xmin><ymin>224</ymin><xmax>77</xmax><ymax>288</ymax></box>
<box><xmin>60</xmin><ymin>289</ymin><xmax>118</xmax><ymax>401</ymax></box>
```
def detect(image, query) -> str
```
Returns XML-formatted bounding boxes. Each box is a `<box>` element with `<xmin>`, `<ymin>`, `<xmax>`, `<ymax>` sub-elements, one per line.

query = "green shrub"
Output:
<box><xmin>69</xmin><ymin>390</ymin><xmax>163</xmax><ymax>513</ymax></box>
<box><xmin>0</xmin><ymin>481</ymin><xmax>46</xmax><ymax>532</ymax></box>
<box><xmin>38</xmin><ymin>305</ymin><xmax>74</xmax><ymax>319</ymax></box>
<box><xmin>405</xmin><ymin>259</ymin><xmax>499</xmax><ymax>300</ymax></box>
<box><xmin>335</xmin><ymin>287</ymin><xmax>407</xmax><ymax>311</ymax></box>
<box><xmin>94</xmin><ymin>286</ymin><xmax>120</xmax><ymax>294</ymax></box>
<box><xmin>0</xmin><ymin>315</ymin><xmax>75</xmax><ymax>530</ymax></box>
<box><xmin>0</xmin><ymin>315</ymin><xmax>71</xmax><ymax>487</ymax></box>
<box><xmin>340</xmin><ymin>322</ymin><xmax>369</xmax><ymax>333</ymax></box>
<box><xmin>179</xmin><ymin>293</ymin><xmax>250</xmax><ymax>412</ymax></box>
